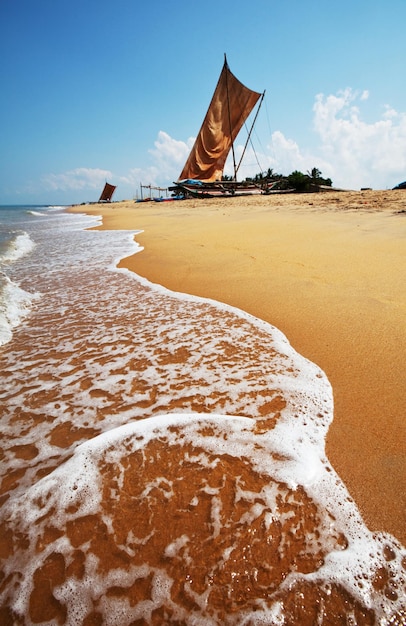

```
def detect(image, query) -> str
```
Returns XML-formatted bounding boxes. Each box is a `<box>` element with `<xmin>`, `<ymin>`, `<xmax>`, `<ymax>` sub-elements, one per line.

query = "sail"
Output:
<box><xmin>178</xmin><ymin>58</ymin><xmax>262</xmax><ymax>182</ymax></box>
<box><xmin>98</xmin><ymin>182</ymin><xmax>116</xmax><ymax>202</ymax></box>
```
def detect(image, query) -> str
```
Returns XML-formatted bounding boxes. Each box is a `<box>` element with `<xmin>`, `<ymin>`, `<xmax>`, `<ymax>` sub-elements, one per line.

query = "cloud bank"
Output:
<box><xmin>313</xmin><ymin>88</ymin><xmax>406</xmax><ymax>189</ymax></box>
<box><xmin>142</xmin><ymin>89</ymin><xmax>406</xmax><ymax>191</ymax></box>
<box><xmin>42</xmin><ymin>168</ymin><xmax>113</xmax><ymax>192</ymax></box>
<box><xmin>41</xmin><ymin>89</ymin><xmax>406</xmax><ymax>200</ymax></box>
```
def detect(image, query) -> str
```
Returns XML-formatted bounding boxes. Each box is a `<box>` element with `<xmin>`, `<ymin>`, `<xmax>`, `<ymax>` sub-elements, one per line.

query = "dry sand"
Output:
<box><xmin>70</xmin><ymin>189</ymin><xmax>406</xmax><ymax>544</ymax></box>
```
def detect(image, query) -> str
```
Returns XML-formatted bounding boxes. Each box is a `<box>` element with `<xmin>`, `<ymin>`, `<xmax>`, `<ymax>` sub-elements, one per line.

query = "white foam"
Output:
<box><xmin>0</xmin><ymin>231</ymin><xmax>35</xmax><ymax>264</ymax></box>
<box><xmin>0</xmin><ymin>216</ymin><xmax>404</xmax><ymax>624</ymax></box>
<box><xmin>25</xmin><ymin>210</ymin><xmax>46</xmax><ymax>216</ymax></box>
<box><xmin>1</xmin><ymin>415</ymin><xmax>403</xmax><ymax>624</ymax></box>
<box><xmin>0</xmin><ymin>274</ymin><xmax>40</xmax><ymax>346</ymax></box>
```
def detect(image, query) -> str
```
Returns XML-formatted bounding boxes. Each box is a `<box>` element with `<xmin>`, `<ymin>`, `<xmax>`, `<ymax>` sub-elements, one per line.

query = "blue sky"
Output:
<box><xmin>1</xmin><ymin>0</ymin><xmax>405</xmax><ymax>204</ymax></box>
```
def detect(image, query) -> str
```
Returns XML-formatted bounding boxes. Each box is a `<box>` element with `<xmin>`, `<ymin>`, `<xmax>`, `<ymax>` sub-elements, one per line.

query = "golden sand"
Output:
<box><xmin>70</xmin><ymin>190</ymin><xmax>406</xmax><ymax>544</ymax></box>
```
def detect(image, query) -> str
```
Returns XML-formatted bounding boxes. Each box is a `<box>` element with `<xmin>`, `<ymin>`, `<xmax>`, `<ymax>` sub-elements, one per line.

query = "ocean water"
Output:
<box><xmin>0</xmin><ymin>205</ymin><xmax>404</xmax><ymax>625</ymax></box>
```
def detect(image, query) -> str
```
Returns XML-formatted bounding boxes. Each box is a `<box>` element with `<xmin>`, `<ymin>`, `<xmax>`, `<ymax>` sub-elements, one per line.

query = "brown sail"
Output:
<box><xmin>178</xmin><ymin>57</ymin><xmax>262</xmax><ymax>183</ymax></box>
<box><xmin>98</xmin><ymin>182</ymin><xmax>116</xmax><ymax>202</ymax></box>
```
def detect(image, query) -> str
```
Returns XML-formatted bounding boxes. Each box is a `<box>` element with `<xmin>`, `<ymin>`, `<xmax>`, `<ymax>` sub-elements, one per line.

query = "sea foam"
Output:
<box><xmin>0</xmin><ymin>274</ymin><xmax>40</xmax><ymax>346</ymax></box>
<box><xmin>1</xmin><ymin>415</ymin><xmax>404</xmax><ymax>624</ymax></box>
<box><xmin>0</xmin><ymin>215</ymin><xmax>404</xmax><ymax>624</ymax></box>
<box><xmin>0</xmin><ymin>231</ymin><xmax>38</xmax><ymax>345</ymax></box>
<box><xmin>0</xmin><ymin>231</ymin><xmax>35</xmax><ymax>264</ymax></box>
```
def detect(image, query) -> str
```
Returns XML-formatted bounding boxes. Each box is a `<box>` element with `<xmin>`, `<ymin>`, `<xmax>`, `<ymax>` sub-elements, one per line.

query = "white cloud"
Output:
<box><xmin>263</xmin><ymin>131</ymin><xmax>331</xmax><ymax>180</ymax></box>
<box><xmin>312</xmin><ymin>89</ymin><xmax>406</xmax><ymax>189</ymax></box>
<box><xmin>140</xmin><ymin>130</ymin><xmax>329</xmax><ymax>186</ymax></box>
<box><xmin>46</xmin><ymin>91</ymin><xmax>406</xmax><ymax>200</ymax></box>
<box><xmin>383</xmin><ymin>105</ymin><xmax>398</xmax><ymax>120</ymax></box>
<box><xmin>149</xmin><ymin>131</ymin><xmax>191</xmax><ymax>177</ymax></box>
<box><xmin>42</xmin><ymin>168</ymin><xmax>112</xmax><ymax>191</ymax></box>
<box><xmin>228</xmin><ymin>90</ymin><xmax>406</xmax><ymax>189</ymax></box>
<box><xmin>119</xmin><ymin>167</ymin><xmax>160</xmax><ymax>188</ymax></box>
<box><xmin>39</xmin><ymin>134</ymin><xmax>190</xmax><ymax>201</ymax></box>
<box><xmin>117</xmin><ymin>132</ymin><xmax>192</xmax><ymax>193</ymax></box>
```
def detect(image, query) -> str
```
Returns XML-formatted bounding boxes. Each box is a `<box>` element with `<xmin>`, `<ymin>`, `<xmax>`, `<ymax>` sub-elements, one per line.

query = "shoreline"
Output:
<box><xmin>69</xmin><ymin>190</ymin><xmax>406</xmax><ymax>544</ymax></box>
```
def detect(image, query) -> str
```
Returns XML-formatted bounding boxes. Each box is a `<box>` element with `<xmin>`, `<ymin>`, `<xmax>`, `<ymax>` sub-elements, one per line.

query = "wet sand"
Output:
<box><xmin>71</xmin><ymin>189</ymin><xmax>406</xmax><ymax>544</ymax></box>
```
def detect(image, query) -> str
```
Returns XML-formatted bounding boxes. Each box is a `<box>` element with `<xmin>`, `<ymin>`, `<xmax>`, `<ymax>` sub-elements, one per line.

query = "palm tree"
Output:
<box><xmin>307</xmin><ymin>167</ymin><xmax>322</xmax><ymax>184</ymax></box>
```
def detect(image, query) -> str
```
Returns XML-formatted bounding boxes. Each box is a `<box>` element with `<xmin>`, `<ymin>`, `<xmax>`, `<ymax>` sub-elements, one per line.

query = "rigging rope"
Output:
<box><xmin>236</xmin><ymin>90</ymin><xmax>265</xmax><ymax>178</ymax></box>
<box><xmin>241</xmin><ymin>91</ymin><xmax>278</xmax><ymax>178</ymax></box>
<box><xmin>241</xmin><ymin>119</ymin><xmax>264</xmax><ymax>176</ymax></box>
<box><xmin>263</xmin><ymin>95</ymin><xmax>277</xmax><ymax>165</ymax></box>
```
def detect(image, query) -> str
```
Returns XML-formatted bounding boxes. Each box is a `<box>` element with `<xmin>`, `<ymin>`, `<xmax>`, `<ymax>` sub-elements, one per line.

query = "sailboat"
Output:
<box><xmin>98</xmin><ymin>182</ymin><xmax>117</xmax><ymax>203</ymax></box>
<box><xmin>170</xmin><ymin>55</ymin><xmax>272</xmax><ymax>199</ymax></box>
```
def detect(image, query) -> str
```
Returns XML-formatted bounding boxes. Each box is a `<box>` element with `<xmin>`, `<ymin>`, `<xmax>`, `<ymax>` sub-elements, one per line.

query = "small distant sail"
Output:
<box><xmin>178</xmin><ymin>57</ymin><xmax>262</xmax><ymax>183</ymax></box>
<box><xmin>98</xmin><ymin>182</ymin><xmax>116</xmax><ymax>202</ymax></box>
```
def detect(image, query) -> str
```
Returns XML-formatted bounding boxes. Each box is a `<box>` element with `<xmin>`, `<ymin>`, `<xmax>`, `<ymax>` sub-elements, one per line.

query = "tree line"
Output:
<box><xmin>224</xmin><ymin>167</ymin><xmax>333</xmax><ymax>191</ymax></box>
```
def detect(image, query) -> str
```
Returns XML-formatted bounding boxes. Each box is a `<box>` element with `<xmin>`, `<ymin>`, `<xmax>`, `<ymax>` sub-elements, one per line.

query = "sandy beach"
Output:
<box><xmin>71</xmin><ymin>189</ymin><xmax>406</xmax><ymax>545</ymax></box>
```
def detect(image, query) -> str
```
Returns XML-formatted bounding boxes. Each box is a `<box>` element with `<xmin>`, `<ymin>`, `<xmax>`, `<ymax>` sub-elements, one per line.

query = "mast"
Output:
<box><xmin>224</xmin><ymin>54</ymin><xmax>237</xmax><ymax>181</ymax></box>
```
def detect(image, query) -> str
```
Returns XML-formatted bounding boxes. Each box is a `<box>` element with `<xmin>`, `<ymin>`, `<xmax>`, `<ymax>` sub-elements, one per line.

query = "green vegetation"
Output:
<box><xmin>228</xmin><ymin>167</ymin><xmax>333</xmax><ymax>192</ymax></box>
